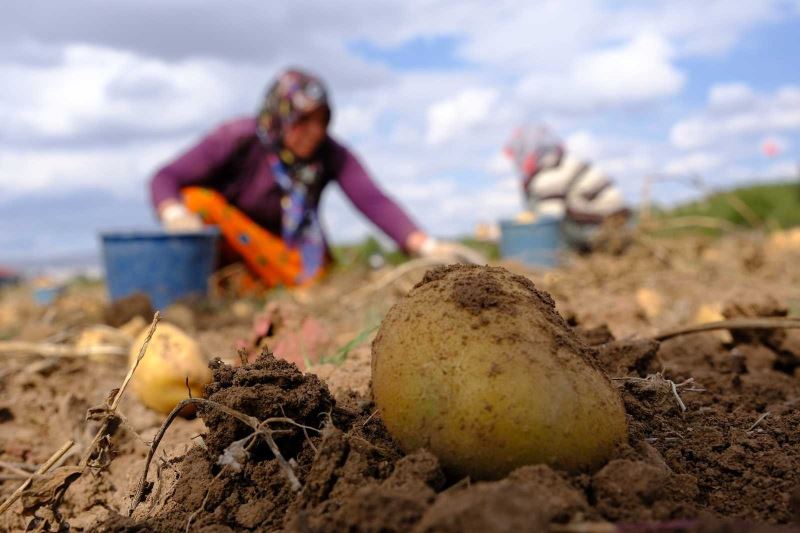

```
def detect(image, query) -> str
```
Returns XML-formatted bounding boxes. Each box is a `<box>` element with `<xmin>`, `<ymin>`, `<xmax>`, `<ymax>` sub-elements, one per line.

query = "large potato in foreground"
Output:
<box><xmin>129</xmin><ymin>322</ymin><xmax>212</xmax><ymax>415</ymax></box>
<box><xmin>372</xmin><ymin>265</ymin><xmax>627</xmax><ymax>480</ymax></box>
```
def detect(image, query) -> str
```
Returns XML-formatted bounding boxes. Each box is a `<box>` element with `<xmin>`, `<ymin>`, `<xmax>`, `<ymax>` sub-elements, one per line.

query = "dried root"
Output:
<box><xmin>613</xmin><ymin>372</ymin><xmax>705</xmax><ymax>412</ymax></box>
<box><xmin>654</xmin><ymin>316</ymin><xmax>800</xmax><ymax>342</ymax></box>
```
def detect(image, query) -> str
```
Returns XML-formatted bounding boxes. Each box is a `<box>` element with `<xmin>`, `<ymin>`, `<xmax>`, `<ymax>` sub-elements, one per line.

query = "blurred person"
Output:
<box><xmin>504</xmin><ymin>125</ymin><xmax>629</xmax><ymax>252</ymax></box>
<box><xmin>151</xmin><ymin>68</ymin><xmax>483</xmax><ymax>290</ymax></box>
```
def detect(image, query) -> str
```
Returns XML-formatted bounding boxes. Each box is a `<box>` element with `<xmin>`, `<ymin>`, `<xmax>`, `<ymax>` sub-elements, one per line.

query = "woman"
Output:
<box><xmin>504</xmin><ymin>125</ymin><xmax>629</xmax><ymax>252</ymax></box>
<box><xmin>151</xmin><ymin>69</ymin><xmax>482</xmax><ymax>288</ymax></box>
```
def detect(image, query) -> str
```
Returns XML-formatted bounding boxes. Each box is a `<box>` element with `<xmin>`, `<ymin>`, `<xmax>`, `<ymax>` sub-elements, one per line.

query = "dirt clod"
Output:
<box><xmin>200</xmin><ymin>352</ymin><xmax>333</xmax><ymax>459</ymax></box>
<box><xmin>103</xmin><ymin>293</ymin><xmax>154</xmax><ymax>328</ymax></box>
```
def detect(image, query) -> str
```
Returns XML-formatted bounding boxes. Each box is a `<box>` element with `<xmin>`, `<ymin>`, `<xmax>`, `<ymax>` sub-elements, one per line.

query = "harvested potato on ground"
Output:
<box><xmin>118</xmin><ymin>316</ymin><xmax>147</xmax><ymax>339</ymax></box>
<box><xmin>694</xmin><ymin>303</ymin><xmax>733</xmax><ymax>343</ymax></box>
<box><xmin>635</xmin><ymin>287</ymin><xmax>663</xmax><ymax>321</ymax></box>
<box><xmin>372</xmin><ymin>265</ymin><xmax>627</xmax><ymax>480</ymax></box>
<box><xmin>74</xmin><ymin>325</ymin><xmax>133</xmax><ymax>362</ymax></box>
<box><xmin>129</xmin><ymin>322</ymin><xmax>212</xmax><ymax>415</ymax></box>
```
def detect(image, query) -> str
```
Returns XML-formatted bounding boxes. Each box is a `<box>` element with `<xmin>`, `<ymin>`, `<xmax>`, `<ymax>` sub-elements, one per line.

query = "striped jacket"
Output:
<box><xmin>525</xmin><ymin>155</ymin><xmax>627</xmax><ymax>224</ymax></box>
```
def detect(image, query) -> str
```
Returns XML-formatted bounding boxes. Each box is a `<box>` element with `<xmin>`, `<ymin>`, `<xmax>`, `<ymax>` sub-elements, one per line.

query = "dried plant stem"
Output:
<box><xmin>0</xmin><ymin>461</ymin><xmax>34</xmax><ymax>478</ymax></box>
<box><xmin>747</xmin><ymin>412</ymin><xmax>771</xmax><ymax>432</ymax></box>
<box><xmin>341</xmin><ymin>257</ymin><xmax>448</xmax><ymax>307</ymax></box>
<box><xmin>612</xmin><ymin>374</ymin><xmax>704</xmax><ymax>413</ymax></box>
<box><xmin>0</xmin><ymin>475</ymin><xmax>28</xmax><ymax>481</ymax></box>
<box><xmin>669</xmin><ymin>380</ymin><xmax>686</xmax><ymax>412</ymax></box>
<box><xmin>112</xmin><ymin>312</ymin><xmax>160</xmax><ymax>411</ymax></box>
<box><xmin>0</xmin><ymin>341</ymin><xmax>126</xmax><ymax>358</ymax></box>
<box><xmin>81</xmin><ymin>312</ymin><xmax>161</xmax><ymax>467</ymax></box>
<box><xmin>654</xmin><ymin>317</ymin><xmax>800</xmax><ymax>342</ymax></box>
<box><xmin>0</xmin><ymin>439</ymin><xmax>75</xmax><ymax>515</ymax></box>
<box><xmin>640</xmin><ymin>215</ymin><xmax>739</xmax><ymax>233</ymax></box>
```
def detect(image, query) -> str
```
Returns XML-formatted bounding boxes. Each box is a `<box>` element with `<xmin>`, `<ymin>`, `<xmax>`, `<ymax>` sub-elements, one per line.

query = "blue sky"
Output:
<box><xmin>349</xmin><ymin>36</ymin><xmax>472</xmax><ymax>71</ymax></box>
<box><xmin>679</xmin><ymin>17</ymin><xmax>799</xmax><ymax>99</ymax></box>
<box><xmin>1</xmin><ymin>1</ymin><xmax>799</xmax><ymax>268</ymax></box>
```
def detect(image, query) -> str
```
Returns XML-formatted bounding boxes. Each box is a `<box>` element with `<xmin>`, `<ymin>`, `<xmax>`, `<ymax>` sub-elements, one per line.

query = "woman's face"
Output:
<box><xmin>283</xmin><ymin>106</ymin><xmax>329</xmax><ymax>159</ymax></box>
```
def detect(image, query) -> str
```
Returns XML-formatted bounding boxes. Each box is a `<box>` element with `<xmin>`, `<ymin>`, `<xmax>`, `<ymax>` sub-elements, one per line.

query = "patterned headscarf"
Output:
<box><xmin>257</xmin><ymin>68</ymin><xmax>332</xmax><ymax>284</ymax></box>
<box><xmin>504</xmin><ymin>125</ymin><xmax>565</xmax><ymax>193</ymax></box>
<box><xmin>257</xmin><ymin>68</ymin><xmax>331</xmax><ymax>150</ymax></box>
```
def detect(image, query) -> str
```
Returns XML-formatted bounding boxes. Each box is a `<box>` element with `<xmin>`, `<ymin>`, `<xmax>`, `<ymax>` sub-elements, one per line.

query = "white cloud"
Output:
<box><xmin>708</xmin><ymin>83</ymin><xmax>756</xmax><ymax>112</ymax></box>
<box><xmin>603</xmin><ymin>1</ymin><xmax>785</xmax><ymax>56</ymax></box>
<box><xmin>0</xmin><ymin>44</ymin><xmax>267</xmax><ymax>149</ymax></box>
<box><xmin>332</xmin><ymin>105</ymin><xmax>379</xmax><ymax>139</ymax></box>
<box><xmin>425</xmin><ymin>88</ymin><xmax>498</xmax><ymax>144</ymax></box>
<box><xmin>0</xmin><ymin>137</ymin><xmax>189</xmax><ymax>195</ymax></box>
<box><xmin>516</xmin><ymin>33</ymin><xmax>685</xmax><ymax>111</ymax></box>
<box><xmin>671</xmin><ymin>84</ymin><xmax>800</xmax><ymax>149</ymax></box>
<box><xmin>486</xmin><ymin>150</ymin><xmax>513</xmax><ymax>176</ymax></box>
<box><xmin>665</xmin><ymin>152</ymin><xmax>722</xmax><ymax>176</ymax></box>
<box><xmin>565</xmin><ymin>130</ymin><xmax>602</xmax><ymax>161</ymax></box>
<box><xmin>763</xmin><ymin>159</ymin><xmax>799</xmax><ymax>178</ymax></box>
<box><xmin>575</xmin><ymin>33</ymin><xmax>684</xmax><ymax>103</ymax></box>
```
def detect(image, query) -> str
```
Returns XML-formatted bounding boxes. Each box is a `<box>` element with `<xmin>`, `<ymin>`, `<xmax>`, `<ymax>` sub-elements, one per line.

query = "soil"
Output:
<box><xmin>2</xmin><ymin>232</ymin><xmax>800</xmax><ymax>531</ymax></box>
<box><xmin>101</xmin><ymin>323</ymin><xmax>800</xmax><ymax>531</ymax></box>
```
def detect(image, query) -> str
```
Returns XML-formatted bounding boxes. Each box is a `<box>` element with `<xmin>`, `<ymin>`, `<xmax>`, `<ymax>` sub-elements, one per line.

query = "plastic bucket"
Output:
<box><xmin>499</xmin><ymin>218</ymin><xmax>562</xmax><ymax>268</ymax></box>
<box><xmin>33</xmin><ymin>285</ymin><xmax>64</xmax><ymax>306</ymax></box>
<box><xmin>100</xmin><ymin>229</ymin><xmax>220</xmax><ymax>310</ymax></box>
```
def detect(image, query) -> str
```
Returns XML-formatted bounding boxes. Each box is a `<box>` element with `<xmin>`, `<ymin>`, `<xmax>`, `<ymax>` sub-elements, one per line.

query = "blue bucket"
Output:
<box><xmin>33</xmin><ymin>285</ymin><xmax>65</xmax><ymax>306</ymax></box>
<box><xmin>100</xmin><ymin>229</ymin><xmax>220</xmax><ymax>310</ymax></box>
<box><xmin>499</xmin><ymin>218</ymin><xmax>562</xmax><ymax>267</ymax></box>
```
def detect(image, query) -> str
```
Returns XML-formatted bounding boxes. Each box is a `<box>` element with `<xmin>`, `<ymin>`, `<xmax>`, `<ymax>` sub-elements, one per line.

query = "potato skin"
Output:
<box><xmin>129</xmin><ymin>322</ymin><xmax>212</xmax><ymax>415</ymax></box>
<box><xmin>372</xmin><ymin>265</ymin><xmax>627</xmax><ymax>480</ymax></box>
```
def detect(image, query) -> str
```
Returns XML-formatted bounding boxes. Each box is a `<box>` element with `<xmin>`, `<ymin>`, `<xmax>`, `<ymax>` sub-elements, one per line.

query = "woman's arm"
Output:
<box><xmin>334</xmin><ymin>148</ymin><xmax>424</xmax><ymax>252</ymax></box>
<box><xmin>150</xmin><ymin>117</ymin><xmax>256</xmax><ymax>214</ymax></box>
<box><xmin>333</xmin><ymin>143</ymin><xmax>485</xmax><ymax>263</ymax></box>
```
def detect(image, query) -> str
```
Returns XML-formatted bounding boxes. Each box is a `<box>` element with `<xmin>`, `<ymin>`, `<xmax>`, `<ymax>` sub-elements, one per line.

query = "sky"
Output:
<box><xmin>1</xmin><ymin>0</ymin><xmax>799</xmax><ymax>266</ymax></box>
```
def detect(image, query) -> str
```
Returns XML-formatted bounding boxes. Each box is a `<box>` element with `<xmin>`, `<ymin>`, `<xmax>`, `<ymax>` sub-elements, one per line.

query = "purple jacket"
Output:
<box><xmin>150</xmin><ymin>117</ymin><xmax>420</xmax><ymax>249</ymax></box>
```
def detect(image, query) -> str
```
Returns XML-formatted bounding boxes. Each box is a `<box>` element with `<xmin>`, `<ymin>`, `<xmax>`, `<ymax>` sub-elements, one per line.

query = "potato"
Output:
<box><xmin>694</xmin><ymin>303</ymin><xmax>733</xmax><ymax>343</ymax></box>
<box><xmin>769</xmin><ymin>227</ymin><xmax>800</xmax><ymax>251</ymax></box>
<box><xmin>74</xmin><ymin>325</ymin><xmax>133</xmax><ymax>363</ymax></box>
<box><xmin>129</xmin><ymin>322</ymin><xmax>212</xmax><ymax>415</ymax></box>
<box><xmin>635</xmin><ymin>287</ymin><xmax>663</xmax><ymax>321</ymax></box>
<box><xmin>372</xmin><ymin>265</ymin><xmax>627</xmax><ymax>480</ymax></box>
<box><xmin>118</xmin><ymin>316</ymin><xmax>147</xmax><ymax>339</ymax></box>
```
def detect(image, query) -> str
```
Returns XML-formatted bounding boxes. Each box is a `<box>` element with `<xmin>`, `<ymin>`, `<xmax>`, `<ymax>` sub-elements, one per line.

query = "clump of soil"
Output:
<box><xmin>107</xmin><ymin>352</ymin><xmax>417</xmax><ymax>532</ymax></box>
<box><xmin>413</xmin><ymin>465</ymin><xmax>590</xmax><ymax>532</ymax></box>
<box><xmin>103</xmin><ymin>293</ymin><xmax>154</xmax><ymax>328</ymax></box>
<box><xmin>200</xmin><ymin>355</ymin><xmax>333</xmax><ymax>458</ymax></box>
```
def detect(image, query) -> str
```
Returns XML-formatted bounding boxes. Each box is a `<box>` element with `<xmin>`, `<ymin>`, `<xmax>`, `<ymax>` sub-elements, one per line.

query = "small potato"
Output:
<box><xmin>694</xmin><ymin>303</ymin><xmax>732</xmax><ymax>343</ymax></box>
<box><xmin>129</xmin><ymin>322</ymin><xmax>212</xmax><ymax>415</ymax></box>
<box><xmin>372</xmin><ymin>265</ymin><xmax>627</xmax><ymax>480</ymax></box>
<box><xmin>118</xmin><ymin>316</ymin><xmax>147</xmax><ymax>339</ymax></box>
<box><xmin>74</xmin><ymin>325</ymin><xmax>133</xmax><ymax>363</ymax></box>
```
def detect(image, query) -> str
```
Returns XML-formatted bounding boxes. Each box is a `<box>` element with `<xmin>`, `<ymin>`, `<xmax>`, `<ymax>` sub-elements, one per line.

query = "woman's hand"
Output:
<box><xmin>406</xmin><ymin>231</ymin><xmax>486</xmax><ymax>265</ymax></box>
<box><xmin>158</xmin><ymin>200</ymin><xmax>204</xmax><ymax>232</ymax></box>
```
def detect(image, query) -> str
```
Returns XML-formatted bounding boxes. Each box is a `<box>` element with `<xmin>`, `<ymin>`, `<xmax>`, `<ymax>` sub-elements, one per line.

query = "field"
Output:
<box><xmin>1</xmin><ymin>226</ymin><xmax>800</xmax><ymax>532</ymax></box>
